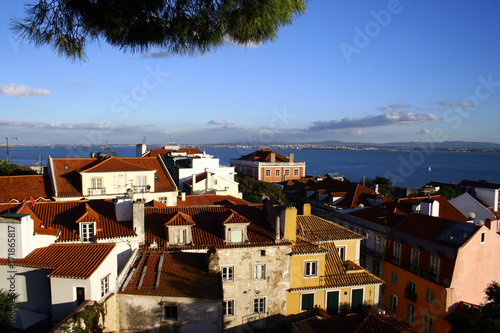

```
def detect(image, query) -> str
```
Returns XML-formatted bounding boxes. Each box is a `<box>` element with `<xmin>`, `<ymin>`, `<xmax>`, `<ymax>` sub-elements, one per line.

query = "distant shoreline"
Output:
<box><xmin>2</xmin><ymin>143</ymin><xmax>499</xmax><ymax>153</ymax></box>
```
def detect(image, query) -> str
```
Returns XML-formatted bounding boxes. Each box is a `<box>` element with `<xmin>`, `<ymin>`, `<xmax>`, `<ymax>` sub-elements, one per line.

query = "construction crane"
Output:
<box><xmin>3</xmin><ymin>137</ymin><xmax>17</xmax><ymax>163</ymax></box>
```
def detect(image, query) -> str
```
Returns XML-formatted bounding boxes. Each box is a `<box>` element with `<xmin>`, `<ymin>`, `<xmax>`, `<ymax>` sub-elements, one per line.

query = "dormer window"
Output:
<box><xmin>81</xmin><ymin>222</ymin><xmax>95</xmax><ymax>242</ymax></box>
<box><xmin>173</xmin><ymin>228</ymin><xmax>187</xmax><ymax>244</ymax></box>
<box><xmin>164</xmin><ymin>212</ymin><xmax>195</xmax><ymax>246</ymax></box>
<box><xmin>218</xmin><ymin>209</ymin><xmax>251</xmax><ymax>244</ymax></box>
<box><xmin>228</xmin><ymin>227</ymin><xmax>243</xmax><ymax>243</ymax></box>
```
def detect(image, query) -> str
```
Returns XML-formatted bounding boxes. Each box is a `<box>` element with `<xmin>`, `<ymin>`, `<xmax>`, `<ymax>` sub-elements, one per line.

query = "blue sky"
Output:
<box><xmin>1</xmin><ymin>0</ymin><xmax>500</xmax><ymax>145</ymax></box>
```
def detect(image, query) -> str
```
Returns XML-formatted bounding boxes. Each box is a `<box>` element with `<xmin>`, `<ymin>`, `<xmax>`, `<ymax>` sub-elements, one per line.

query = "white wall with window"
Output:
<box><xmin>253</xmin><ymin>297</ymin><xmax>266</xmax><ymax>313</ymax></box>
<box><xmin>304</xmin><ymin>260</ymin><xmax>318</xmax><ymax>277</ymax></box>
<box><xmin>253</xmin><ymin>264</ymin><xmax>266</xmax><ymax>280</ymax></box>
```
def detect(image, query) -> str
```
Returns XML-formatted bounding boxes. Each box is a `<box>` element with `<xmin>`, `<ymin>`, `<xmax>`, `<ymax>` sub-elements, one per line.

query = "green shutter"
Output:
<box><xmin>326</xmin><ymin>291</ymin><xmax>339</xmax><ymax>315</ymax></box>
<box><xmin>301</xmin><ymin>293</ymin><xmax>314</xmax><ymax>311</ymax></box>
<box><xmin>352</xmin><ymin>289</ymin><xmax>364</xmax><ymax>313</ymax></box>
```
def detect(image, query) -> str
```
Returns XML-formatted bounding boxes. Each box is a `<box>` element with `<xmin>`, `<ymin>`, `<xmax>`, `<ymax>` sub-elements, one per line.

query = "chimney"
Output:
<box><xmin>270</xmin><ymin>152</ymin><xmax>276</xmax><ymax>163</ymax></box>
<box><xmin>133</xmin><ymin>201</ymin><xmax>145</xmax><ymax>244</ymax></box>
<box><xmin>206</xmin><ymin>172</ymin><xmax>210</xmax><ymax>192</ymax></box>
<box><xmin>136</xmin><ymin>144</ymin><xmax>147</xmax><ymax>157</ymax></box>
<box><xmin>289</xmin><ymin>153</ymin><xmax>294</xmax><ymax>163</ymax></box>
<box><xmin>283</xmin><ymin>206</ymin><xmax>297</xmax><ymax>242</ymax></box>
<box><xmin>181</xmin><ymin>192</ymin><xmax>186</xmax><ymax>201</ymax></box>
<box><xmin>302</xmin><ymin>203</ymin><xmax>311</xmax><ymax>216</ymax></box>
<box><xmin>115</xmin><ymin>197</ymin><xmax>133</xmax><ymax>222</ymax></box>
<box><xmin>275</xmin><ymin>215</ymin><xmax>281</xmax><ymax>241</ymax></box>
<box><xmin>420</xmin><ymin>199</ymin><xmax>439</xmax><ymax>217</ymax></box>
<box><xmin>374</xmin><ymin>184</ymin><xmax>379</xmax><ymax>194</ymax></box>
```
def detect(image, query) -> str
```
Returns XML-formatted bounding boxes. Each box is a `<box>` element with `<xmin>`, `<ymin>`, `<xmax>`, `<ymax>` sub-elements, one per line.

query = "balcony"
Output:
<box><xmin>361</xmin><ymin>245</ymin><xmax>385</xmax><ymax>260</ymax></box>
<box><xmin>88</xmin><ymin>188</ymin><xmax>106</xmax><ymax>196</ymax></box>
<box><xmin>133</xmin><ymin>185</ymin><xmax>151</xmax><ymax>193</ymax></box>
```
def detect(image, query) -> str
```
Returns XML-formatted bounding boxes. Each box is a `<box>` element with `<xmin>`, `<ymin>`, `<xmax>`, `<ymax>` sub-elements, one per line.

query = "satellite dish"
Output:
<box><xmin>477</xmin><ymin>220</ymin><xmax>484</xmax><ymax>226</ymax></box>
<box><xmin>358</xmin><ymin>204</ymin><xmax>364</xmax><ymax>208</ymax></box>
<box><xmin>146</xmin><ymin>185</ymin><xmax>151</xmax><ymax>191</ymax></box>
<box><xmin>467</xmin><ymin>212</ymin><xmax>476</xmax><ymax>220</ymax></box>
<box><xmin>126</xmin><ymin>188</ymin><xmax>134</xmax><ymax>198</ymax></box>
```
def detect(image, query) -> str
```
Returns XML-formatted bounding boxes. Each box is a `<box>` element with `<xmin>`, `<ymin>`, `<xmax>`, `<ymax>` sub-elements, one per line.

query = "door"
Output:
<box><xmin>326</xmin><ymin>291</ymin><xmax>339</xmax><ymax>315</ymax></box>
<box><xmin>76</xmin><ymin>287</ymin><xmax>85</xmax><ymax>305</ymax></box>
<box><xmin>351</xmin><ymin>289</ymin><xmax>364</xmax><ymax>313</ymax></box>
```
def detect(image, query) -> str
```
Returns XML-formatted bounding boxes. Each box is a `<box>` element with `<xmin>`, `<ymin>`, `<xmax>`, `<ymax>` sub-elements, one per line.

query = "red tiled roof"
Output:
<box><xmin>174</xmin><ymin>148</ymin><xmax>203</xmax><ymax>155</ymax></box>
<box><xmin>217</xmin><ymin>209</ymin><xmax>251</xmax><ymax>224</ymax></box>
<box><xmin>176</xmin><ymin>194</ymin><xmax>248</xmax><ymax>207</ymax></box>
<box><xmin>119</xmin><ymin>250</ymin><xmax>222</xmax><ymax>299</ymax></box>
<box><xmin>164</xmin><ymin>212</ymin><xmax>195</xmax><ymax>226</ymax></box>
<box><xmin>27</xmin><ymin>200</ymin><xmax>135</xmax><ymax>242</ymax></box>
<box><xmin>142</xmin><ymin>148</ymin><xmax>175</xmax><ymax>157</ymax></box>
<box><xmin>0</xmin><ymin>175</ymin><xmax>52</xmax><ymax>203</ymax></box>
<box><xmin>184</xmin><ymin>171</ymin><xmax>208</xmax><ymax>185</ymax></box>
<box><xmin>0</xmin><ymin>243</ymin><xmax>115</xmax><ymax>279</ymax></box>
<box><xmin>80</xmin><ymin>157</ymin><xmax>151</xmax><ymax>173</ymax></box>
<box><xmin>145</xmin><ymin>204</ymin><xmax>284</xmax><ymax>249</ymax></box>
<box><xmin>51</xmin><ymin>156</ymin><xmax>176</xmax><ymax>197</ymax></box>
<box><xmin>348</xmin><ymin>195</ymin><xmax>468</xmax><ymax>228</ymax></box>
<box><xmin>16</xmin><ymin>203</ymin><xmax>59</xmax><ymax>236</ymax></box>
<box><xmin>457</xmin><ymin>180</ymin><xmax>500</xmax><ymax>189</ymax></box>
<box><xmin>297</xmin><ymin>215</ymin><xmax>363</xmax><ymax>241</ymax></box>
<box><xmin>238</xmin><ymin>149</ymin><xmax>290</xmax><ymax>162</ymax></box>
<box><xmin>291</xmin><ymin>237</ymin><xmax>329</xmax><ymax>255</ymax></box>
<box><xmin>0</xmin><ymin>203</ymin><xmax>21</xmax><ymax>214</ymax></box>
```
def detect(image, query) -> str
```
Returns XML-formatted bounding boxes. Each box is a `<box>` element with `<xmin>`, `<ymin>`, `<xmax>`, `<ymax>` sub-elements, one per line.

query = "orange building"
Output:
<box><xmin>230</xmin><ymin>149</ymin><xmax>306</xmax><ymax>182</ymax></box>
<box><xmin>383</xmin><ymin>214</ymin><xmax>500</xmax><ymax>332</ymax></box>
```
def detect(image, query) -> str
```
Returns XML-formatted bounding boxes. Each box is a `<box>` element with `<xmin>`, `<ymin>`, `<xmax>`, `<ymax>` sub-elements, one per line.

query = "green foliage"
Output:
<box><xmin>64</xmin><ymin>302</ymin><xmax>106</xmax><ymax>333</ymax></box>
<box><xmin>0</xmin><ymin>290</ymin><xmax>18</xmax><ymax>324</ymax></box>
<box><xmin>378</xmin><ymin>187</ymin><xmax>394</xmax><ymax>200</ymax></box>
<box><xmin>436</xmin><ymin>185</ymin><xmax>461</xmax><ymax>200</ymax></box>
<box><xmin>236</xmin><ymin>175</ymin><xmax>289</xmax><ymax>204</ymax></box>
<box><xmin>12</xmin><ymin>0</ymin><xmax>307</xmax><ymax>61</ymax></box>
<box><xmin>363</xmin><ymin>176</ymin><xmax>392</xmax><ymax>186</ymax></box>
<box><xmin>0</xmin><ymin>160</ymin><xmax>37</xmax><ymax>176</ymax></box>
<box><xmin>449</xmin><ymin>282</ymin><xmax>500</xmax><ymax>333</ymax></box>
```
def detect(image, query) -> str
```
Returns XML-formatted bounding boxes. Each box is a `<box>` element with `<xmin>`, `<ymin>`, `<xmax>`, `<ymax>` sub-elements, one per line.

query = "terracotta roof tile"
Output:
<box><xmin>0</xmin><ymin>175</ymin><xmax>52</xmax><ymax>203</ymax></box>
<box><xmin>297</xmin><ymin>215</ymin><xmax>363</xmax><ymax>242</ymax></box>
<box><xmin>0</xmin><ymin>203</ymin><xmax>21</xmax><ymax>214</ymax></box>
<box><xmin>176</xmin><ymin>194</ymin><xmax>248</xmax><ymax>207</ymax></box>
<box><xmin>457</xmin><ymin>180</ymin><xmax>500</xmax><ymax>189</ymax></box>
<box><xmin>0</xmin><ymin>243</ymin><xmax>115</xmax><ymax>279</ymax></box>
<box><xmin>217</xmin><ymin>209</ymin><xmax>251</xmax><ymax>224</ymax></box>
<box><xmin>120</xmin><ymin>250</ymin><xmax>222</xmax><ymax>299</ymax></box>
<box><xmin>174</xmin><ymin>148</ymin><xmax>203</xmax><ymax>155</ymax></box>
<box><xmin>80</xmin><ymin>157</ymin><xmax>152</xmax><ymax>173</ymax></box>
<box><xmin>237</xmin><ymin>149</ymin><xmax>291</xmax><ymax>162</ymax></box>
<box><xmin>142</xmin><ymin>148</ymin><xmax>174</xmax><ymax>157</ymax></box>
<box><xmin>164</xmin><ymin>212</ymin><xmax>195</xmax><ymax>226</ymax></box>
<box><xmin>291</xmin><ymin>237</ymin><xmax>329</xmax><ymax>255</ymax></box>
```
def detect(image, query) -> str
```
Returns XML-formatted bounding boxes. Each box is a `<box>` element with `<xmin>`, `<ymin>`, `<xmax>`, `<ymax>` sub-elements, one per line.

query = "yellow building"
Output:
<box><xmin>286</xmin><ymin>205</ymin><xmax>384</xmax><ymax>316</ymax></box>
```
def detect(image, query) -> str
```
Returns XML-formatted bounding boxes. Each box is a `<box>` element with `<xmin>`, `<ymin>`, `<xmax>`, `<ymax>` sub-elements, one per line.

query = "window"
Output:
<box><xmin>406</xmin><ymin>303</ymin><xmax>416</xmax><ymax>324</ymax></box>
<box><xmin>294</xmin><ymin>169</ymin><xmax>299</xmax><ymax>176</ymax></box>
<box><xmin>163</xmin><ymin>305</ymin><xmax>178</xmax><ymax>320</ymax></box>
<box><xmin>388</xmin><ymin>293</ymin><xmax>398</xmax><ymax>312</ymax></box>
<box><xmin>304</xmin><ymin>260</ymin><xmax>318</xmax><ymax>277</ymax></box>
<box><xmin>254</xmin><ymin>264</ymin><xmax>266</xmax><ymax>280</ymax></box>
<box><xmin>373</xmin><ymin>260</ymin><xmax>380</xmax><ymax>277</ymax></box>
<box><xmin>223</xmin><ymin>300</ymin><xmax>234</xmax><ymax>316</ymax></box>
<box><xmin>260</xmin><ymin>250</ymin><xmax>266</xmax><ymax>256</ymax></box>
<box><xmin>390</xmin><ymin>271</ymin><xmax>398</xmax><ymax>285</ymax></box>
<box><xmin>411</xmin><ymin>248</ymin><xmax>420</xmax><ymax>268</ymax></box>
<box><xmin>423</xmin><ymin>313</ymin><xmax>434</xmax><ymax>333</ymax></box>
<box><xmin>301</xmin><ymin>293</ymin><xmax>314</xmax><ymax>311</ymax></box>
<box><xmin>137</xmin><ymin>175</ymin><xmax>146</xmax><ymax>192</ymax></box>
<box><xmin>91</xmin><ymin>177</ymin><xmax>102</xmax><ymax>189</ymax></box>
<box><xmin>222</xmin><ymin>266</ymin><xmax>234</xmax><ymax>282</ymax></box>
<box><xmin>253</xmin><ymin>297</ymin><xmax>266</xmax><ymax>313</ymax></box>
<box><xmin>228</xmin><ymin>227</ymin><xmax>243</xmax><ymax>243</ymax></box>
<box><xmin>173</xmin><ymin>228</ymin><xmax>186</xmax><ymax>244</ymax></box>
<box><xmin>375</xmin><ymin>234</ymin><xmax>381</xmax><ymax>250</ymax></box>
<box><xmin>337</xmin><ymin>246</ymin><xmax>346</xmax><ymax>262</ymax></box>
<box><xmin>393</xmin><ymin>242</ymin><xmax>401</xmax><ymax>265</ymax></box>
<box><xmin>360</xmin><ymin>253</ymin><xmax>366</xmax><ymax>267</ymax></box>
<box><xmin>275</xmin><ymin>169</ymin><xmax>280</xmax><ymax>177</ymax></box>
<box><xmin>425</xmin><ymin>288</ymin><xmax>435</xmax><ymax>304</ymax></box>
<box><xmin>81</xmin><ymin>222</ymin><xmax>94</xmax><ymax>242</ymax></box>
<box><xmin>265</xmin><ymin>169</ymin><xmax>271</xmax><ymax>177</ymax></box>
<box><xmin>100</xmin><ymin>275</ymin><xmax>109</xmax><ymax>297</ymax></box>
<box><xmin>430</xmin><ymin>256</ymin><xmax>440</xmax><ymax>281</ymax></box>
<box><xmin>284</xmin><ymin>169</ymin><xmax>290</xmax><ymax>177</ymax></box>
<box><xmin>406</xmin><ymin>280</ymin><xmax>417</xmax><ymax>302</ymax></box>
<box><xmin>481</xmin><ymin>232</ymin><xmax>486</xmax><ymax>243</ymax></box>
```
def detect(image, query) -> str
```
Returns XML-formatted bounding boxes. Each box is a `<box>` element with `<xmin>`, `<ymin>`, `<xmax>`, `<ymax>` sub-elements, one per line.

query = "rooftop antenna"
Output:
<box><xmin>3</xmin><ymin>137</ymin><xmax>17</xmax><ymax>163</ymax></box>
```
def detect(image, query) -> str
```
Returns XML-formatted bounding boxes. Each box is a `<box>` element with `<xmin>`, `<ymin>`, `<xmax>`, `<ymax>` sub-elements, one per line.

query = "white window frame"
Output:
<box><xmin>101</xmin><ymin>275</ymin><xmax>109</xmax><ymax>298</ymax></box>
<box><xmin>228</xmin><ymin>227</ymin><xmax>243</xmax><ymax>243</ymax></box>
<box><xmin>481</xmin><ymin>231</ymin><xmax>486</xmax><ymax>244</ymax></box>
<box><xmin>406</xmin><ymin>303</ymin><xmax>416</xmax><ymax>325</ymax></box>
<box><xmin>293</xmin><ymin>169</ymin><xmax>299</xmax><ymax>176</ymax></box>
<box><xmin>275</xmin><ymin>169</ymin><xmax>280</xmax><ymax>177</ymax></box>
<box><xmin>423</xmin><ymin>312</ymin><xmax>435</xmax><ymax>333</ymax></box>
<box><xmin>425</xmin><ymin>288</ymin><xmax>435</xmax><ymax>305</ymax></box>
<box><xmin>253</xmin><ymin>264</ymin><xmax>266</xmax><ymax>280</ymax></box>
<box><xmin>390</xmin><ymin>271</ymin><xmax>398</xmax><ymax>285</ymax></box>
<box><xmin>253</xmin><ymin>297</ymin><xmax>266</xmax><ymax>314</ymax></box>
<box><xmin>222</xmin><ymin>266</ymin><xmax>234</xmax><ymax>282</ymax></box>
<box><xmin>265</xmin><ymin>169</ymin><xmax>271</xmax><ymax>177</ymax></box>
<box><xmin>300</xmin><ymin>292</ymin><xmax>315</xmax><ymax>311</ymax></box>
<box><xmin>304</xmin><ymin>260</ymin><xmax>318</xmax><ymax>277</ymax></box>
<box><xmin>388</xmin><ymin>293</ymin><xmax>398</xmax><ymax>313</ymax></box>
<box><xmin>81</xmin><ymin>222</ymin><xmax>95</xmax><ymax>243</ymax></box>
<box><xmin>430</xmin><ymin>256</ymin><xmax>440</xmax><ymax>281</ymax></box>
<box><xmin>223</xmin><ymin>300</ymin><xmax>234</xmax><ymax>316</ymax></box>
<box><xmin>91</xmin><ymin>177</ymin><xmax>102</xmax><ymax>189</ymax></box>
<box><xmin>411</xmin><ymin>248</ymin><xmax>420</xmax><ymax>267</ymax></box>
<box><xmin>136</xmin><ymin>175</ymin><xmax>147</xmax><ymax>192</ymax></box>
<box><xmin>173</xmin><ymin>228</ymin><xmax>187</xmax><ymax>244</ymax></box>
<box><xmin>284</xmin><ymin>169</ymin><xmax>290</xmax><ymax>177</ymax></box>
<box><xmin>337</xmin><ymin>246</ymin><xmax>346</xmax><ymax>262</ymax></box>
<box><xmin>393</xmin><ymin>242</ymin><xmax>401</xmax><ymax>265</ymax></box>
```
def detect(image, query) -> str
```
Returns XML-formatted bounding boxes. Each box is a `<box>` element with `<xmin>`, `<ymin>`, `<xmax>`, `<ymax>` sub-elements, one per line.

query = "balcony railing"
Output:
<box><xmin>361</xmin><ymin>245</ymin><xmax>385</xmax><ymax>260</ymax></box>
<box><xmin>133</xmin><ymin>185</ymin><xmax>151</xmax><ymax>193</ymax></box>
<box><xmin>88</xmin><ymin>188</ymin><xmax>106</xmax><ymax>196</ymax></box>
<box><xmin>385</xmin><ymin>254</ymin><xmax>443</xmax><ymax>285</ymax></box>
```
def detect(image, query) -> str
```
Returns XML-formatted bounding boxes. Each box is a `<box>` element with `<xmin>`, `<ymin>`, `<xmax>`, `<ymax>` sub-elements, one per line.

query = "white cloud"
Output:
<box><xmin>376</xmin><ymin>103</ymin><xmax>410</xmax><ymax>113</ymax></box>
<box><xmin>208</xmin><ymin>119</ymin><xmax>228</xmax><ymax>125</ymax></box>
<box><xmin>67</xmin><ymin>80</ymin><xmax>87</xmax><ymax>87</ymax></box>
<box><xmin>438</xmin><ymin>101</ymin><xmax>474</xmax><ymax>108</ymax></box>
<box><xmin>420</xmin><ymin>129</ymin><xmax>431</xmax><ymax>135</ymax></box>
<box><xmin>0</xmin><ymin>83</ymin><xmax>52</xmax><ymax>97</ymax></box>
<box><xmin>224</xmin><ymin>36</ymin><xmax>262</xmax><ymax>49</ymax></box>
<box><xmin>308</xmin><ymin>111</ymin><xmax>441</xmax><ymax>131</ymax></box>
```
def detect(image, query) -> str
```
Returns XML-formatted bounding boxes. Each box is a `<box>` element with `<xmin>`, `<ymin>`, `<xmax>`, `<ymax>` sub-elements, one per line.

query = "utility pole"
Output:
<box><xmin>3</xmin><ymin>137</ymin><xmax>17</xmax><ymax>163</ymax></box>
